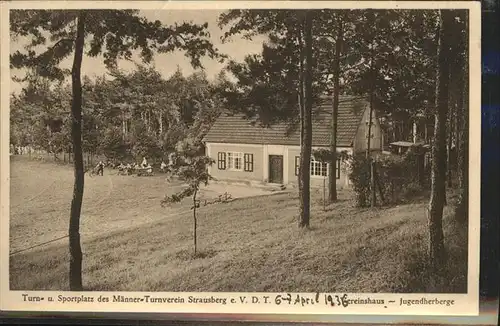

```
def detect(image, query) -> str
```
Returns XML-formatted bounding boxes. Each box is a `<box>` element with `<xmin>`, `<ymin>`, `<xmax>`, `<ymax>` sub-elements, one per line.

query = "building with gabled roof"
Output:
<box><xmin>202</xmin><ymin>95</ymin><xmax>383</xmax><ymax>188</ymax></box>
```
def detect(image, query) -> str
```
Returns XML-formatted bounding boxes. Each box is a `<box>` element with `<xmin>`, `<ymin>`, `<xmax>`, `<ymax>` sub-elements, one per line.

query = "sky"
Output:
<box><xmin>10</xmin><ymin>10</ymin><xmax>267</xmax><ymax>94</ymax></box>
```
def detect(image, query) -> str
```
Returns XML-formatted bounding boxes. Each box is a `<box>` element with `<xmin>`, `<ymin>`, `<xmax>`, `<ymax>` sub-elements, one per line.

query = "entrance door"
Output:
<box><xmin>268</xmin><ymin>155</ymin><xmax>284</xmax><ymax>184</ymax></box>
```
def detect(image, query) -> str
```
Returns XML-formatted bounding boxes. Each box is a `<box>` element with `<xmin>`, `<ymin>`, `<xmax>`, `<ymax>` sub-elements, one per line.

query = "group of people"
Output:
<box><xmin>10</xmin><ymin>144</ymin><xmax>38</xmax><ymax>156</ymax></box>
<box><xmin>92</xmin><ymin>157</ymin><xmax>171</xmax><ymax>177</ymax></box>
<box><xmin>115</xmin><ymin>157</ymin><xmax>168</xmax><ymax>175</ymax></box>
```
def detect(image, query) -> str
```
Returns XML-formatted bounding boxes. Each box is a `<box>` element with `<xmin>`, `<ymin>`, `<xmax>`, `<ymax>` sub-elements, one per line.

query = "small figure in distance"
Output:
<box><xmin>160</xmin><ymin>161</ymin><xmax>167</xmax><ymax>173</ymax></box>
<box><xmin>96</xmin><ymin>160</ymin><xmax>105</xmax><ymax>176</ymax></box>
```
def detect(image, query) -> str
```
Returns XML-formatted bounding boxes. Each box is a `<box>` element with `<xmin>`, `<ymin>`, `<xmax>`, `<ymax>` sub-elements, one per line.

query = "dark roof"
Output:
<box><xmin>203</xmin><ymin>95</ymin><xmax>369</xmax><ymax>147</ymax></box>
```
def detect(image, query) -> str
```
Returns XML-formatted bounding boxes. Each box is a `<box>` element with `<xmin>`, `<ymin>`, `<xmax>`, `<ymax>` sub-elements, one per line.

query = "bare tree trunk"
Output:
<box><xmin>298</xmin><ymin>89</ymin><xmax>304</xmax><ymax>192</ymax></box>
<box><xmin>454</xmin><ymin>102</ymin><xmax>460</xmax><ymax>182</ymax></box>
<box><xmin>159</xmin><ymin>111</ymin><xmax>163</xmax><ymax>135</ymax></box>
<box><xmin>122</xmin><ymin>111</ymin><xmax>127</xmax><ymax>140</ymax></box>
<box><xmin>366</xmin><ymin>41</ymin><xmax>375</xmax><ymax>159</ymax></box>
<box><xmin>328</xmin><ymin>18</ymin><xmax>343</xmax><ymax>203</ymax></box>
<box><xmin>367</xmin><ymin>42</ymin><xmax>376</xmax><ymax>207</ymax></box>
<box><xmin>428</xmin><ymin>10</ymin><xmax>451</xmax><ymax>270</ymax></box>
<box><xmin>297</xmin><ymin>32</ymin><xmax>305</xmax><ymax>193</ymax></box>
<box><xmin>425</xmin><ymin>122</ymin><xmax>428</xmax><ymax>144</ymax></box>
<box><xmin>299</xmin><ymin>10</ymin><xmax>313</xmax><ymax>229</ymax></box>
<box><xmin>447</xmin><ymin>110</ymin><xmax>454</xmax><ymax>188</ymax></box>
<box><xmin>69</xmin><ymin>11</ymin><xmax>86</xmax><ymax>291</ymax></box>
<box><xmin>146</xmin><ymin>110</ymin><xmax>149</xmax><ymax>133</ymax></box>
<box><xmin>455</xmin><ymin>11</ymin><xmax>468</xmax><ymax>224</ymax></box>
<box><xmin>413</xmin><ymin>120</ymin><xmax>418</xmax><ymax>143</ymax></box>
<box><xmin>193</xmin><ymin>189</ymin><xmax>198</xmax><ymax>255</ymax></box>
<box><xmin>366</xmin><ymin>102</ymin><xmax>374</xmax><ymax>159</ymax></box>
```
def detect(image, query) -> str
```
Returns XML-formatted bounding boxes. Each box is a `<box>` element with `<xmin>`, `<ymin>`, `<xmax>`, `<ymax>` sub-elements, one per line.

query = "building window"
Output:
<box><xmin>219</xmin><ymin>152</ymin><xmax>253</xmax><ymax>172</ymax></box>
<box><xmin>295</xmin><ymin>156</ymin><xmax>341</xmax><ymax>179</ymax></box>
<box><xmin>244</xmin><ymin>153</ymin><xmax>254</xmax><ymax>172</ymax></box>
<box><xmin>310</xmin><ymin>157</ymin><xmax>328</xmax><ymax>177</ymax></box>
<box><xmin>227</xmin><ymin>152</ymin><xmax>243</xmax><ymax>171</ymax></box>
<box><xmin>217</xmin><ymin>152</ymin><xmax>226</xmax><ymax>170</ymax></box>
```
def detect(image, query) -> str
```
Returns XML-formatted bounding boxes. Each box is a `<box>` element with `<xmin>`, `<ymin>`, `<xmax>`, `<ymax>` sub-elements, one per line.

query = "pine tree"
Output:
<box><xmin>10</xmin><ymin>9</ymin><xmax>219</xmax><ymax>290</ymax></box>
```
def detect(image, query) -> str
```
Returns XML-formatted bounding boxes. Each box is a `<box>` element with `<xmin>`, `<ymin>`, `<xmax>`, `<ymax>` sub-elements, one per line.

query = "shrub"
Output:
<box><xmin>348</xmin><ymin>146</ymin><xmax>428</xmax><ymax>207</ymax></box>
<box><xmin>348</xmin><ymin>154</ymin><xmax>371</xmax><ymax>207</ymax></box>
<box><xmin>401</xmin><ymin>182</ymin><xmax>424</xmax><ymax>201</ymax></box>
<box><xmin>401</xmin><ymin>146</ymin><xmax>427</xmax><ymax>185</ymax></box>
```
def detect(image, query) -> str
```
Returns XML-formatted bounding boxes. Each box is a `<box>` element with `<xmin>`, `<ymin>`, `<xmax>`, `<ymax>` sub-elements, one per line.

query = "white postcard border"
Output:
<box><xmin>0</xmin><ymin>0</ymin><xmax>482</xmax><ymax>317</ymax></box>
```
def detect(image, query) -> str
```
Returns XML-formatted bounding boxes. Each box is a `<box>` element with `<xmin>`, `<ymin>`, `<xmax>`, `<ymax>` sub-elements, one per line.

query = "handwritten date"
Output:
<box><xmin>273</xmin><ymin>293</ymin><xmax>349</xmax><ymax>307</ymax></box>
<box><xmin>275</xmin><ymin>293</ymin><xmax>317</xmax><ymax>306</ymax></box>
<box><xmin>325</xmin><ymin>294</ymin><xmax>349</xmax><ymax>307</ymax></box>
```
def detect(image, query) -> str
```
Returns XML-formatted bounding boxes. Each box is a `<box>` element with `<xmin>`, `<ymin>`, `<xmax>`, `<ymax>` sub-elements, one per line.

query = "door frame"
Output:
<box><xmin>268</xmin><ymin>154</ymin><xmax>284</xmax><ymax>184</ymax></box>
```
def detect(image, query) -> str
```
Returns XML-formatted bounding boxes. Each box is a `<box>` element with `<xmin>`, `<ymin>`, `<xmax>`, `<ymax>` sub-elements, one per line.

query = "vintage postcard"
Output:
<box><xmin>0</xmin><ymin>0</ymin><xmax>481</xmax><ymax>319</ymax></box>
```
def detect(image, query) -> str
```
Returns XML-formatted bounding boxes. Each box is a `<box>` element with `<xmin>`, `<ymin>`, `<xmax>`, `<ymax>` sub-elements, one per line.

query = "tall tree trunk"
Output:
<box><xmin>425</xmin><ymin>122</ymin><xmax>429</xmax><ymax>144</ymax></box>
<box><xmin>69</xmin><ymin>11</ymin><xmax>86</xmax><ymax>291</ymax></box>
<box><xmin>122</xmin><ymin>112</ymin><xmax>126</xmax><ymax>139</ymax></box>
<box><xmin>366</xmin><ymin>103</ymin><xmax>374</xmax><ymax>158</ymax></box>
<box><xmin>428</xmin><ymin>10</ymin><xmax>451</xmax><ymax>270</ymax></box>
<box><xmin>455</xmin><ymin>11</ymin><xmax>468</xmax><ymax>224</ymax></box>
<box><xmin>366</xmin><ymin>43</ymin><xmax>375</xmax><ymax>159</ymax></box>
<box><xmin>147</xmin><ymin>110</ymin><xmax>150</xmax><ymax>133</ymax></box>
<box><xmin>299</xmin><ymin>11</ymin><xmax>313</xmax><ymax>228</ymax></box>
<box><xmin>328</xmin><ymin>18</ymin><xmax>343</xmax><ymax>203</ymax></box>
<box><xmin>367</xmin><ymin>42</ymin><xmax>376</xmax><ymax>207</ymax></box>
<box><xmin>298</xmin><ymin>89</ymin><xmax>304</xmax><ymax>192</ymax></box>
<box><xmin>297</xmin><ymin>32</ymin><xmax>305</xmax><ymax>192</ymax></box>
<box><xmin>29</xmin><ymin>135</ymin><xmax>32</xmax><ymax>159</ymax></box>
<box><xmin>413</xmin><ymin>120</ymin><xmax>418</xmax><ymax>143</ymax></box>
<box><xmin>454</xmin><ymin>102</ymin><xmax>460</xmax><ymax>183</ymax></box>
<box><xmin>447</xmin><ymin>107</ymin><xmax>454</xmax><ymax>187</ymax></box>
<box><xmin>159</xmin><ymin>111</ymin><xmax>163</xmax><ymax>135</ymax></box>
<box><xmin>193</xmin><ymin>189</ymin><xmax>198</xmax><ymax>255</ymax></box>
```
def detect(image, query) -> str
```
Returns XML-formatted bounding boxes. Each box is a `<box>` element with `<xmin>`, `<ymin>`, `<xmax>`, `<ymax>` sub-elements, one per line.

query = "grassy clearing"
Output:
<box><xmin>9</xmin><ymin>157</ymin><xmax>467</xmax><ymax>293</ymax></box>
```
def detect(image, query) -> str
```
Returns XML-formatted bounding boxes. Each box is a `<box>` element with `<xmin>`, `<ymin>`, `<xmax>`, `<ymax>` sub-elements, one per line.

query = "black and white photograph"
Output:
<box><xmin>1</xmin><ymin>0</ymin><xmax>481</xmax><ymax>316</ymax></box>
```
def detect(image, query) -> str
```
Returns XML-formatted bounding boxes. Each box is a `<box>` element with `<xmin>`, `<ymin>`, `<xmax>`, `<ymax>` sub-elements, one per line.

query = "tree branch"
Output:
<box><xmin>50</xmin><ymin>37</ymin><xmax>75</xmax><ymax>50</ymax></box>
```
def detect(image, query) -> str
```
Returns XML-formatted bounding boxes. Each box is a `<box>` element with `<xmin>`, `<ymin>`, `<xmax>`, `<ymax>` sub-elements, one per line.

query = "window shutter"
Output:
<box><xmin>336</xmin><ymin>159</ymin><xmax>341</xmax><ymax>179</ymax></box>
<box><xmin>218</xmin><ymin>152</ymin><xmax>226</xmax><ymax>170</ymax></box>
<box><xmin>244</xmin><ymin>153</ymin><xmax>254</xmax><ymax>172</ymax></box>
<box><xmin>295</xmin><ymin>156</ymin><xmax>300</xmax><ymax>176</ymax></box>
